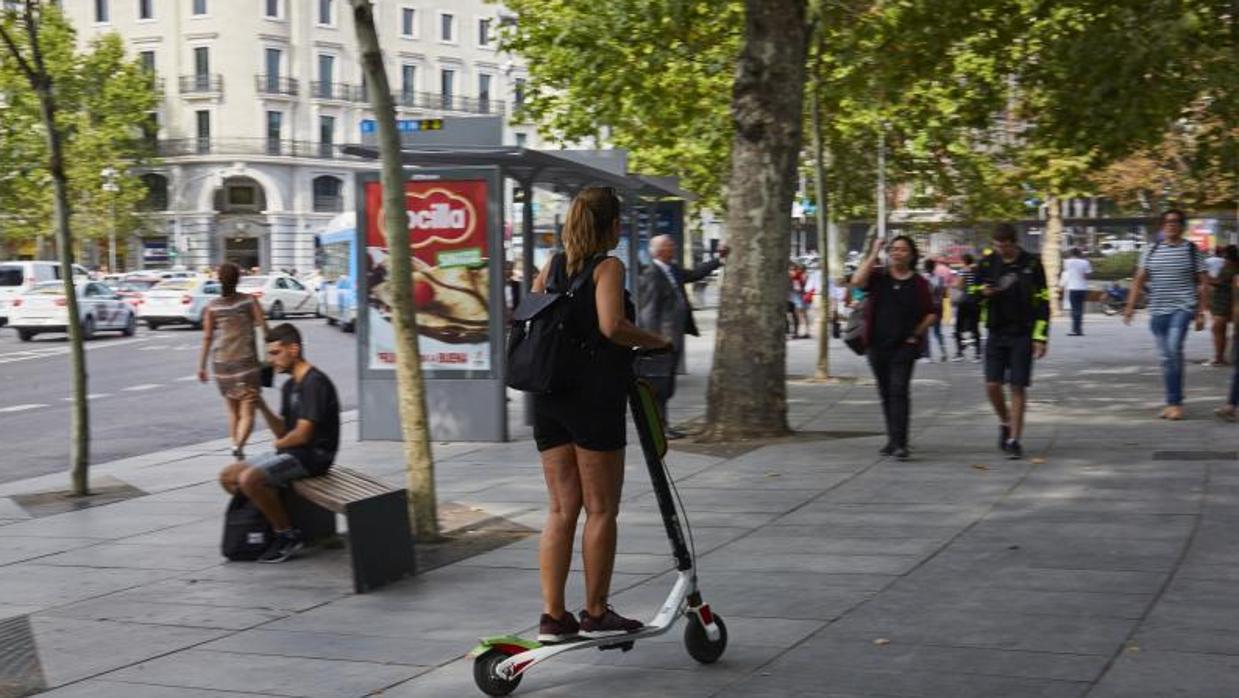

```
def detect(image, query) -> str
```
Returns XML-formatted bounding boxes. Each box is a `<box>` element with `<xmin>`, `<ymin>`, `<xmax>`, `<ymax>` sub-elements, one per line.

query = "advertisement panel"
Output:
<box><xmin>363</xmin><ymin>178</ymin><xmax>492</xmax><ymax>373</ymax></box>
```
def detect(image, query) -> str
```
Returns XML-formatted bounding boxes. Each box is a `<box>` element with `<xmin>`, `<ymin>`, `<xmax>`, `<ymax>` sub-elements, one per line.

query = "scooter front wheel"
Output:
<box><xmin>684</xmin><ymin>613</ymin><xmax>728</xmax><ymax>664</ymax></box>
<box><xmin>473</xmin><ymin>648</ymin><xmax>523</xmax><ymax>696</ymax></box>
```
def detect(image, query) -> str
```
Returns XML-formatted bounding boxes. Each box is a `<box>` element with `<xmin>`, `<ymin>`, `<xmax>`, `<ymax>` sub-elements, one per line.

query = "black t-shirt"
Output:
<box><xmin>279</xmin><ymin>366</ymin><xmax>340</xmax><ymax>475</ymax></box>
<box><xmin>868</xmin><ymin>271</ymin><xmax>920</xmax><ymax>351</ymax></box>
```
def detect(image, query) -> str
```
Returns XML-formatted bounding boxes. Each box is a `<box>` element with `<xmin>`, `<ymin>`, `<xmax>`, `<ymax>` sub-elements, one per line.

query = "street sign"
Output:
<box><xmin>359</xmin><ymin>118</ymin><xmax>444</xmax><ymax>135</ymax></box>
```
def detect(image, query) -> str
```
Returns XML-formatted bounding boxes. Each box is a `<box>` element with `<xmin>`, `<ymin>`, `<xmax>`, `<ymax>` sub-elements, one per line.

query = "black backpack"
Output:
<box><xmin>221</xmin><ymin>493</ymin><xmax>272</xmax><ymax>561</ymax></box>
<box><xmin>506</xmin><ymin>254</ymin><xmax>602</xmax><ymax>394</ymax></box>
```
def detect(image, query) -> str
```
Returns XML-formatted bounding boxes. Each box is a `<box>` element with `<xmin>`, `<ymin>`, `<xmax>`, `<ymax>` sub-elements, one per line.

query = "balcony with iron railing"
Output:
<box><xmin>394</xmin><ymin>89</ymin><xmax>505</xmax><ymax>115</ymax></box>
<box><xmin>310</xmin><ymin>81</ymin><xmax>360</xmax><ymax>101</ymax></box>
<box><xmin>179</xmin><ymin>73</ymin><xmax>224</xmax><ymax>94</ymax></box>
<box><xmin>155</xmin><ymin>138</ymin><xmax>365</xmax><ymax>160</ymax></box>
<box><xmin>255</xmin><ymin>75</ymin><xmax>299</xmax><ymax>97</ymax></box>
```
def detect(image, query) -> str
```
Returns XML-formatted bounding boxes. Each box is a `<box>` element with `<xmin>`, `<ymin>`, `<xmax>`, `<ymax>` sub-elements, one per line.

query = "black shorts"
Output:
<box><xmin>533</xmin><ymin>390</ymin><xmax>627</xmax><ymax>453</ymax></box>
<box><xmin>985</xmin><ymin>332</ymin><xmax>1034</xmax><ymax>387</ymax></box>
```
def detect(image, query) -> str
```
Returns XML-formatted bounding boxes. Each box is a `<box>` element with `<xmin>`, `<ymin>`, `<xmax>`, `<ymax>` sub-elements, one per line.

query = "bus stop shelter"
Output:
<box><xmin>341</xmin><ymin>144</ymin><xmax>693</xmax><ymax>441</ymax></box>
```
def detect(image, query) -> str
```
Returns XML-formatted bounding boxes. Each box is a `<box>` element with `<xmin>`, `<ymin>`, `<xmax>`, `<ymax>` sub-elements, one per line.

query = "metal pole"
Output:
<box><xmin>876</xmin><ymin>127</ymin><xmax>887</xmax><ymax>240</ymax></box>
<box><xmin>109</xmin><ymin>199</ymin><xmax>117</xmax><ymax>272</ymax></box>
<box><xmin>520</xmin><ymin>178</ymin><xmax>536</xmax><ymax>427</ymax></box>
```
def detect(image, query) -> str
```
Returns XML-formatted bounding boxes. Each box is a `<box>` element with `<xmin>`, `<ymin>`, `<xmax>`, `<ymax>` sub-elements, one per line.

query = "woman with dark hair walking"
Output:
<box><xmin>198</xmin><ymin>262</ymin><xmax>269</xmax><ymax>459</ymax></box>
<box><xmin>530</xmin><ymin>187</ymin><xmax>672</xmax><ymax>642</ymax></box>
<box><xmin>852</xmin><ymin>235</ymin><xmax>938</xmax><ymax>460</ymax></box>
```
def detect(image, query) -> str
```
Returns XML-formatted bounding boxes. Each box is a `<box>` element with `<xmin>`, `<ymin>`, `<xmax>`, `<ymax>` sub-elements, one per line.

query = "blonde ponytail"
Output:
<box><xmin>562</xmin><ymin>187</ymin><xmax>621</xmax><ymax>276</ymax></box>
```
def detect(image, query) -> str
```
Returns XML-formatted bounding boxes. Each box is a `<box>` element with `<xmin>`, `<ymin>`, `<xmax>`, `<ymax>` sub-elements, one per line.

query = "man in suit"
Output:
<box><xmin>637</xmin><ymin>235</ymin><xmax>729</xmax><ymax>438</ymax></box>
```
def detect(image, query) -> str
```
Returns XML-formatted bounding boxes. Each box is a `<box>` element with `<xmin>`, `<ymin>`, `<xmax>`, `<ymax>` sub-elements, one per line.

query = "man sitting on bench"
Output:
<box><xmin>219</xmin><ymin>323</ymin><xmax>340</xmax><ymax>563</ymax></box>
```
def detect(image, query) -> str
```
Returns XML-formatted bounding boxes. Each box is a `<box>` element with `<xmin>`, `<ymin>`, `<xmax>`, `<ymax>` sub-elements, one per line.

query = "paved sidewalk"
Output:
<box><xmin>1</xmin><ymin>312</ymin><xmax>1238</xmax><ymax>697</ymax></box>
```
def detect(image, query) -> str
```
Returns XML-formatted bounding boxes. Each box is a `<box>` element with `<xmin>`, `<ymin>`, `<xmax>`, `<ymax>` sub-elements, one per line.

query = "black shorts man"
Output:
<box><xmin>978</xmin><ymin>224</ymin><xmax>1050</xmax><ymax>460</ymax></box>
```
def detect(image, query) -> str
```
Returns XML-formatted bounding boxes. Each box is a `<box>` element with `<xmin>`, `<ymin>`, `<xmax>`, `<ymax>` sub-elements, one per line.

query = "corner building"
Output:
<box><xmin>63</xmin><ymin>0</ymin><xmax>533</xmax><ymax>271</ymax></box>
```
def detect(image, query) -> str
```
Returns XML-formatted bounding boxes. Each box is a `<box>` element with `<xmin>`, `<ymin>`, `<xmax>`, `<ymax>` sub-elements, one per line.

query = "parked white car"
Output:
<box><xmin>0</xmin><ymin>261</ymin><xmax>90</xmax><ymax>326</ymax></box>
<box><xmin>138</xmin><ymin>277</ymin><xmax>221</xmax><ymax>330</ymax></box>
<box><xmin>237</xmin><ymin>274</ymin><xmax>318</xmax><ymax>319</ymax></box>
<box><xmin>8</xmin><ymin>280</ymin><xmax>136</xmax><ymax>341</ymax></box>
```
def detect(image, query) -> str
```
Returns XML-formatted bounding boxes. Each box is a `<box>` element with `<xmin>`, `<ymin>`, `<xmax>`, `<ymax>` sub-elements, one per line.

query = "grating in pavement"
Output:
<box><xmin>11</xmin><ymin>476</ymin><xmax>147</xmax><ymax>518</ymax></box>
<box><xmin>0</xmin><ymin>615</ymin><xmax>44</xmax><ymax>697</ymax></box>
<box><xmin>1152</xmin><ymin>451</ymin><xmax>1239</xmax><ymax>461</ymax></box>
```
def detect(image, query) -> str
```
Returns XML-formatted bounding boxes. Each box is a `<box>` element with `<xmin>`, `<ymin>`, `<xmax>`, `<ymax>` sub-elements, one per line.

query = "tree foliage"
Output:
<box><xmin>498</xmin><ymin>0</ymin><xmax>742</xmax><ymax>213</ymax></box>
<box><xmin>0</xmin><ymin>6</ymin><xmax>157</xmax><ymax>248</ymax></box>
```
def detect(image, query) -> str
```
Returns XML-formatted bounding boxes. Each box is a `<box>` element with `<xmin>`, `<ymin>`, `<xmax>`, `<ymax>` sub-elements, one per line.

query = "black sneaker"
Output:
<box><xmin>579</xmin><ymin>606</ymin><xmax>643</xmax><ymax>638</ymax></box>
<box><xmin>537</xmin><ymin>612</ymin><xmax>581</xmax><ymax>643</ymax></box>
<box><xmin>1005</xmin><ymin>439</ymin><xmax>1023</xmax><ymax>460</ymax></box>
<box><xmin>257</xmin><ymin>529</ymin><xmax>304</xmax><ymax>563</ymax></box>
<box><xmin>999</xmin><ymin>425</ymin><xmax>1011</xmax><ymax>452</ymax></box>
<box><xmin>894</xmin><ymin>446</ymin><xmax>911</xmax><ymax>461</ymax></box>
<box><xmin>879</xmin><ymin>443</ymin><xmax>896</xmax><ymax>456</ymax></box>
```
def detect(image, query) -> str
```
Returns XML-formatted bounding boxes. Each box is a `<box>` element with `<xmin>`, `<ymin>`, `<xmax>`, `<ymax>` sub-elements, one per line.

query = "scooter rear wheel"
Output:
<box><xmin>473</xmin><ymin>648</ymin><xmax>523</xmax><ymax>696</ymax></box>
<box><xmin>684</xmin><ymin>613</ymin><xmax>728</xmax><ymax>664</ymax></box>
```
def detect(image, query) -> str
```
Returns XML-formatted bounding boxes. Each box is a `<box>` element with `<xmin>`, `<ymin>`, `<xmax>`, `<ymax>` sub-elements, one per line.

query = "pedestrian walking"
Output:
<box><xmin>787</xmin><ymin>262</ymin><xmax>810</xmax><ymax>339</ymax></box>
<box><xmin>197</xmin><ymin>262</ymin><xmax>269</xmax><ymax>460</ymax></box>
<box><xmin>979</xmin><ymin>224</ymin><xmax>1050</xmax><ymax>460</ymax></box>
<box><xmin>218</xmin><ymin>323</ymin><xmax>340</xmax><ymax>563</ymax></box>
<box><xmin>952</xmin><ymin>253</ymin><xmax>983</xmax><ymax>362</ymax></box>
<box><xmin>1123</xmin><ymin>209</ymin><xmax>1209</xmax><ymax>420</ymax></box>
<box><xmin>920</xmin><ymin>259</ymin><xmax>948</xmax><ymax>362</ymax></box>
<box><xmin>852</xmin><ymin>235</ymin><xmax>938</xmax><ymax>461</ymax></box>
<box><xmin>1206</xmin><ymin>245</ymin><xmax>1238</xmax><ymax>366</ymax></box>
<box><xmin>532</xmin><ymin>187</ymin><xmax>672</xmax><ymax>643</ymax></box>
<box><xmin>1215</xmin><ymin>268</ymin><xmax>1239</xmax><ymax>422</ymax></box>
<box><xmin>637</xmin><ymin>234</ymin><xmax>727</xmax><ymax>438</ymax></box>
<box><xmin>1061</xmin><ymin>248</ymin><xmax>1093</xmax><ymax>336</ymax></box>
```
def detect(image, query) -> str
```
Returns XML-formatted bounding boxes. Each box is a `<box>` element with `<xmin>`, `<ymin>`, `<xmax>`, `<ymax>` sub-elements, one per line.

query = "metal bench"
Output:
<box><xmin>289</xmin><ymin>466</ymin><xmax>416</xmax><ymax>593</ymax></box>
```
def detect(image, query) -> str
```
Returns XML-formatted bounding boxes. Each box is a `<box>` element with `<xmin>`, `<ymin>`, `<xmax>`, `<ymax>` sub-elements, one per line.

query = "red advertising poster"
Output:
<box><xmin>364</xmin><ymin>179</ymin><xmax>491</xmax><ymax>372</ymax></box>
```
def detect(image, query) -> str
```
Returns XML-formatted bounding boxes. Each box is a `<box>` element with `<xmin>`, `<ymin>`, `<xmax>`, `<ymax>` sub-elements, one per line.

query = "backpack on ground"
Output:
<box><xmin>221</xmin><ymin>493</ymin><xmax>272</xmax><ymax>561</ymax></box>
<box><xmin>506</xmin><ymin>254</ymin><xmax>602</xmax><ymax>394</ymax></box>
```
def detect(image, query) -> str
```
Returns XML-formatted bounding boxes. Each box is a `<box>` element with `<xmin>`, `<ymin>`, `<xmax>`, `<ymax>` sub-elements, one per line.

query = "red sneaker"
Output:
<box><xmin>578</xmin><ymin>606</ymin><xmax>643</xmax><ymax>638</ymax></box>
<box><xmin>537</xmin><ymin>612</ymin><xmax>580</xmax><ymax>643</ymax></box>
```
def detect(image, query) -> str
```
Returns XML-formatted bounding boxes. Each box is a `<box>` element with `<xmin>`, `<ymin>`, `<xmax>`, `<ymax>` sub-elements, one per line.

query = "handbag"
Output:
<box><xmin>506</xmin><ymin>255</ymin><xmax>601</xmax><ymax>394</ymax></box>
<box><xmin>842</xmin><ymin>299</ymin><xmax>868</xmax><ymax>355</ymax></box>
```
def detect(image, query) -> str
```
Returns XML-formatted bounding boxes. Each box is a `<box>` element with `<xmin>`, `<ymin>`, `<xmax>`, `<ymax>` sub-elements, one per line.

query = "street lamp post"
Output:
<box><xmin>101</xmin><ymin>167</ymin><xmax>120</xmax><ymax>272</ymax></box>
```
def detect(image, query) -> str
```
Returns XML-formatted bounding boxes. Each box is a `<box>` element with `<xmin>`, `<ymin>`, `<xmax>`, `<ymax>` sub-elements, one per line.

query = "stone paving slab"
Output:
<box><xmin>3</xmin><ymin>314</ymin><xmax>1239</xmax><ymax>695</ymax></box>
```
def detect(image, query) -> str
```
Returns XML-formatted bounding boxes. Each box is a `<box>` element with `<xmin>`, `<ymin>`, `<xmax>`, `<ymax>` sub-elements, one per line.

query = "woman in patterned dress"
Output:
<box><xmin>197</xmin><ymin>263</ymin><xmax>269</xmax><ymax>459</ymax></box>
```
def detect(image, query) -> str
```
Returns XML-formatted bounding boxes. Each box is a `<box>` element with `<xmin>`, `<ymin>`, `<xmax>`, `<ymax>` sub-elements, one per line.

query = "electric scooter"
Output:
<box><xmin>468</xmin><ymin>377</ymin><xmax>729</xmax><ymax>696</ymax></box>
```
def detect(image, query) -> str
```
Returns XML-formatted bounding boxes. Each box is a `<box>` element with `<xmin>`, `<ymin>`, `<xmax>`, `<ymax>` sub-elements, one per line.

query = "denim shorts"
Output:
<box><xmin>248</xmin><ymin>452</ymin><xmax>311</xmax><ymax>487</ymax></box>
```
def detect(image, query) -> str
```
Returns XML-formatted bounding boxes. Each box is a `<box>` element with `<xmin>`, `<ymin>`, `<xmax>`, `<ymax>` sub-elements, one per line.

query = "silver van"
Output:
<box><xmin>0</xmin><ymin>261</ymin><xmax>90</xmax><ymax>326</ymax></box>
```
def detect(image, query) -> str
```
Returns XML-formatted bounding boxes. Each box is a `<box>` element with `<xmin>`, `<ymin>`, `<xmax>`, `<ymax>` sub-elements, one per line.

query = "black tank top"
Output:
<box><xmin>547</xmin><ymin>253</ymin><xmax>635</xmax><ymax>394</ymax></box>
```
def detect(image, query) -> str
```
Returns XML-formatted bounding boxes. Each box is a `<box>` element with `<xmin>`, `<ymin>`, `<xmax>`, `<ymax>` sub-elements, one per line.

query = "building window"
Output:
<box><xmin>94</xmin><ymin>0</ymin><xmax>108</xmax><ymax>22</ymax></box>
<box><xmin>317</xmin><ymin>54</ymin><xmax>334</xmax><ymax>98</ymax></box>
<box><xmin>478</xmin><ymin>18</ymin><xmax>492</xmax><ymax>47</ymax></box>
<box><xmin>192</xmin><ymin>46</ymin><xmax>210</xmax><ymax>91</ymax></box>
<box><xmin>319</xmin><ymin>115</ymin><xmax>335</xmax><ymax>157</ymax></box>
<box><xmin>401</xmin><ymin>64</ymin><xmax>416</xmax><ymax>99</ymax></box>
<box><xmin>140</xmin><ymin>173</ymin><xmax>169</xmax><ymax>210</ymax></box>
<box><xmin>192</xmin><ymin>0</ymin><xmax>206</xmax><ymax>16</ymax></box>
<box><xmin>265</xmin><ymin>0</ymin><xmax>279</xmax><ymax>18</ymax></box>
<box><xmin>440</xmin><ymin>68</ymin><xmax>454</xmax><ymax>108</ymax></box>
<box><xmin>138</xmin><ymin>0</ymin><xmax>152</xmax><ymax>20</ymax></box>
<box><xmin>195</xmin><ymin>110</ymin><xmax>210</xmax><ymax>153</ymax></box>
<box><xmin>313</xmin><ymin>176</ymin><xmax>343</xmax><ymax>212</ymax></box>
<box><xmin>514</xmin><ymin>77</ymin><xmax>526</xmax><ymax>109</ymax></box>
<box><xmin>266</xmin><ymin>111</ymin><xmax>282</xmax><ymax>153</ymax></box>
<box><xmin>264</xmin><ymin>47</ymin><xmax>281</xmax><ymax>91</ymax></box>
<box><xmin>318</xmin><ymin>0</ymin><xmax>333</xmax><ymax>26</ymax></box>
<box><xmin>478</xmin><ymin>73</ymin><xmax>491</xmax><ymax>113</ymax></box>
<box><xmin>439</xmin><ymin>12</ymin><xmax>455</xmax><ymax>42</ymax></box>
<box><xmin>139</xmin><ymin>50</ymin><xmax>155</xmax><ymax>73</ymax></box>
<box><xmin>401</xmin><ymin>7</ymin><xmax>416</xmax><ymax>37</ymax></box>
<box><xmin>515</xmin><ymin>132</ymin><xmax>527</xmax><ymax>148</ymax></box>
<box><xmin>141</xmin><ymin>111</ymin><xmax>159</xmax><ymax>145</ymax></box>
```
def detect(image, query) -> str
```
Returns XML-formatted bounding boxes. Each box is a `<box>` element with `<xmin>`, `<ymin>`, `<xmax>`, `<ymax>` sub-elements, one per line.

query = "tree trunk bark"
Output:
<box><xmin>351</xmin><ymin>0</ymin><xmax>439</xmax><ymax>541</ymax></box>
<box><xmin>40</xmin><ymin>80</ymin><xmax>90</xmax><ymax>496</ymax></box>
<box><xmin>809</xmin><ymin>24</ymin><xmax>831</xmax><ymax>380</ymax></box>
<box><xmin>1043</xmin><ymin>194</ymin><xmax>1063</xmax><ymax>319</ymax></box>
<box><xmin>700</xmin><ymin>0</ymin><xmax>809</xmax><ymax>441</ymax></box>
